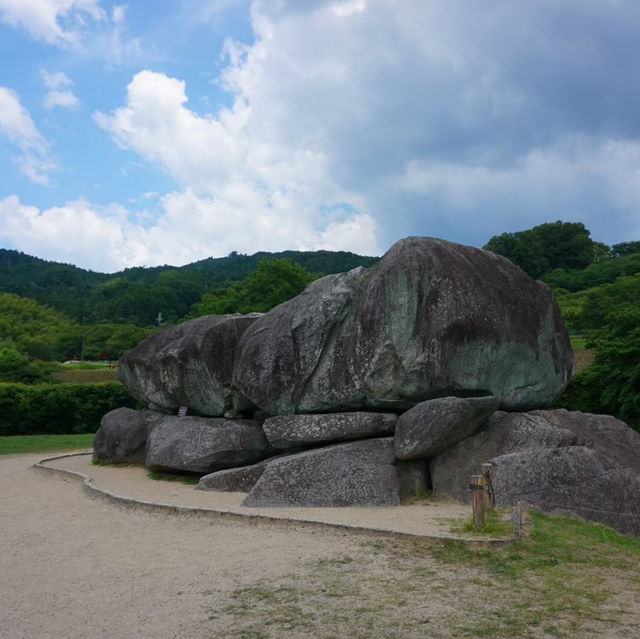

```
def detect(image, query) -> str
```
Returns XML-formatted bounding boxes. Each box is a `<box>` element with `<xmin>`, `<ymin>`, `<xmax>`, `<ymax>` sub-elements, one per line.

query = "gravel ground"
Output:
<box><xmin>0</xmin><ymin>453</ymin><xmax>381</xmax><ymax>639</ymax></box>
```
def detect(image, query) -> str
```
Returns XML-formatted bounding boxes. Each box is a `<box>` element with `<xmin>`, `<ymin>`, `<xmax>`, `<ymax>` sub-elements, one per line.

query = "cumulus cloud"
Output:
<box><xmin>40</xmin><ymin>69</ymin><xmax>79</xmax><ymax>109</ymax></box>
<box><xmin>0</xmin><ymin>191</ymin><xmax>379</xmax><ymax>272</ymax></box>
<box><xmin>93</xmin><ymin>69</ymin><xmax>380</xmax><ymax>265</ymax></box>
<box><xmin>0</xmin><ymin>195</ymin><xmax>132</xmax><ymax>271</ymax></box>
<box><xmin>0</xmin><ymin>0</ymin><xmax>105</xmax><ymax>48</ymax></box>
<box><xmin>0</xmin><ymin>86</ymin><xmax>57</xmax><ymax>184</ymax></box>
<box><xmin>84</xmin><ymin>0</ymin><xmax>640</xmax><ymax>267</ymax></box>
<box><xmin>217</xmin><ymin>0</ymin><xmax>640</xmax><ymax>246</ymax></box>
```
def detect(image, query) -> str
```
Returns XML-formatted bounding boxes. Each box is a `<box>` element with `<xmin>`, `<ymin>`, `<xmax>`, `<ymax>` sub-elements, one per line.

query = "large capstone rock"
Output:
<box><xmin>93</xmin><ymin>408</ymin><xmax>165</xmax><ymax>464</ymax></box>
<box><xmin>234</xmin><ymin>237</ymin><xmax>572</xmax><ymax>415</ymax></box>
<box><xmin>145</xmin><ymin>416</ymin><xmax>269</xmax><ymax>474</ymax></box>
<box><xmin>243</xmin><ymin>438</ymin><xmax>427</xmax><ymax>507</ymax></box>
<box><xmin>263</xmin><ymin>412</ymin><xmax>397</xmax><ymax>450</ymax></box>
<box><xmin>394</xmin><ymin>395</ymin><xmax>500</xmax><ymax>460</ymax></box>
<box><xmin>119</xmin><ymin>314</ymin><xmax>260</xmax><ymax>417</ymax></box>
<box><xmin>430</xmin><ymin>409</ymin><xmax>640</xmax><ymax>536</ymax></box>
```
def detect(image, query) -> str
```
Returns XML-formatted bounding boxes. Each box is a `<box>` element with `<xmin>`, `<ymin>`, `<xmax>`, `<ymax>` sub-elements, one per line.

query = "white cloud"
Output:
<box><xmin>93</xmin><ymin>69</ymin><xmax>380</xmax><ymax>265</ymax></box>
<box><xmin>0</xmin><ymin>0</ymin><xmax>141</xmax><ymax>64</ymax></box>
<box><xmin>0</xmin><ymin>196</ymin><xmax>131</xmax><ymax>271</ymax></box>
<box><xmin>0</xmin><ymin>86</ymin><xmax>57</xmax><ymax>184</ymax></box>
<box><xmin>216</xmin><ymin>0</ymin><xmax>640</xmax><ymax>246</ymax></box>
<box><xmin>0</xmin><ymin>87</ymin><xmax>47</xmax><ymax>152</ymax></box>
<box><xmin>111</xmin><ymin>4</ymin><xmax>125</xmax><ymax>24</ymax></box>
<box><xmin>0</xmin><ymin>0</ymin><xmax>105</xmax><ymax>48</ymax></box>
<box><xmin>0</xmin><ymin>189</ymin><xmax>379</xmax><ymax>272</ymax></box>
<box><xmin>40</xmin><ymin>69</ymin><xmax>73</xmax><ymax>89</ymax></box>
<box><xmin>43</xmin><ymin>89</ymin><xmax>80</xmax><ymax>109</ymax></box>
<box><xmin>40</xmin><ymin>69</ymin><xmax>79</xmax><ymax>109</ymax></box>
<box><xmin>399</xmin><ymin>137</ymin><xmax>640</xmax><ymax>228</ymax></box>
<box><xmin>84</xmin><ymin>0</ymin><xmax>640</xmax><ymax>268</ymax></box>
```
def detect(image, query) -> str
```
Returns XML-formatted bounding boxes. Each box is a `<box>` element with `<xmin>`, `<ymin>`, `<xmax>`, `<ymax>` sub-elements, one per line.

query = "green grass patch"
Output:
<box><xmin>425</xmin><ymin>511</ymin><xmax>640</xmax><ymax>636</ymax></box>
<box><xmin>448</xmin><ymin>508</ymin><xmax>515</xmax><ymax>538</ymax></box>
<box><xmin>0</xmin><ymin>433</ymin><xmax>94</xmax><ymax>455</ymax></box>
<box><xmin>569</xmin><ymin>335</ymin><xmax>587</xmax><ymax>351</ymax></box>
<box><xmin>434</xmin><ymin>511</ymin><xmax>640</xmax><ymax>575</ymax></box>
<box><xmin>58</xmin><ymin>361</ymin><xmax>115</xmax><ymax>370</ymax></box>
<box><xmin>51</xmin><ymin>368</ymin><xmax>119</xmax><ymax>383</ymax></box>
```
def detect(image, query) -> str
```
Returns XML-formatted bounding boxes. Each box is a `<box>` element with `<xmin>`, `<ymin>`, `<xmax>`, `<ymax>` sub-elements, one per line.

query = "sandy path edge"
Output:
<box><xmin>36</xmin><ymin>452</ymin><xmax>518</xmax><ymax>545</ymax></box>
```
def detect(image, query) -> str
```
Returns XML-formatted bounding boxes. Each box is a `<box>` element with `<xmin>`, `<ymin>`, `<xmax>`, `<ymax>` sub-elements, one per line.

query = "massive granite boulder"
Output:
<box><xmin>234</xmin><ymin>237</ymin><xmax>572</xmax><ymax>415</ymax></box>
<box><xmin>394</xmin><ymin>395</ymin><xmax>500</xmax><ymax>460</ymax></box>
<box><xmin>93</xmin><ymin>408</ymin><xmax>165</xmax><ymax>464</ymax></box>
<box><xmin>244</xmin><ymin>438</ymin><xmax>427</xmax><ymax>507</ymax></box>
<box><xmin>430</xmin><ymin>409</ymin><xmax>640</xmax><ymax>536</ymax></box>
<box><xmin>262</xmin><ymin>412</ymin><xmax>397</xmax><ymax>450</ymax></box>
<box><xmin>119</xmin><ymin>314</ymin><xmax>260</xmax><ymax>417</ymax></box>
<box><xmin>146</xmin><ymin>416</ymin><xmax>269</xmax><ymax>474</ymax></box>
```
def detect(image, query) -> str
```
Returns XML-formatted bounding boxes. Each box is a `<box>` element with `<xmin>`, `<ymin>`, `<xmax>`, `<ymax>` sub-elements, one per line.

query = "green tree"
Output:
<box><xmin>0</xmin><ymin>342</ymin><xmax>52</xmax><ymax>383</ymax></box>
<box><xmin>557</xmin><ymin>274</ymin><xmax>640</xmax><ymax>429</ymax></box>
<box><xmin>611</xmin><ymin>241</ymin><xmax>640</xmax><ymax>257</ymax></box>
<box><xmin>0</xmin><ymin>293</ymin><xmax>77</xmax><ymax>360</ymax></box>
<box><xmin>483</xmin><ymin>230</ymin><xmax>549</xmax><ymax>278</ymax></box>
<box><xmin>484</xmin><ymin>220</ymin><xmax>596</xmax><ymax>278</ymax></box>
<box><xmin>191</xmin><ymin>259</ymin><xmax>316</xmax><ymax>316</ymax></box>
<box><xmin>84</xmin><ymin>324</ymin><xmax>155</xmax><ymax>360</ymax></box>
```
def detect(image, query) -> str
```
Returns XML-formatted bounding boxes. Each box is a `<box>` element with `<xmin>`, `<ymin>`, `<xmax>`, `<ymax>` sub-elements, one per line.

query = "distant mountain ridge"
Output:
<box><xmin>0</xmin><ymin>248</ymin><xmax>378</xmax><ymax>325</ymax></box>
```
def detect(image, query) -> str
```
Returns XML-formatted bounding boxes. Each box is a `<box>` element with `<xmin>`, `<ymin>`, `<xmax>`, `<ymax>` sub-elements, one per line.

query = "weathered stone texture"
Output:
<box><xmin>263</xmin><ymin>412</ymin><xmax>397</xmax><ymax>449</ymax></box>
<box><xmin>93</xmin><ymin>408</ymin><xmax>164</xmax><ymax>464</ymax></box>
<box><xmin>234</xmin><ymin>237</ymin><xmax>573</xmax><ymax>415</ymax></box>
<box><xmin>145</xmin><ymin>416</ymin><xmax>269</xmax><ymax>474</ymax></box>
<box><xmin>196</xmin><ymin>457</ymin><xmax>275</xmax><ymax>492</ymax></box>
<box><xmin>243</xmin><ymin>438</ymin><xmax>427</xmax><ymax>507</ymax></box>
<box><xmin>430</xmin><ymin>409</ymin><xmax>640</xmax><ymax>536</ymax></box>
<box><xmin>119</xmin><ymin>314</ymin><xmax>260</xmax><ymax>417</ymax></box>
<box><xmin>394</xmin><ymin>395</ymin><xmax>500</xmax><ymax>460</ymax></box>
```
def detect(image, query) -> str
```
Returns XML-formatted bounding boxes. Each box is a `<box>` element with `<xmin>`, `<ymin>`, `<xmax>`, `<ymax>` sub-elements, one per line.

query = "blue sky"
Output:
<box><xmin>0</xmin><ymin>0</ymin><xmax>639</xmax><ymax>272</ymax></box>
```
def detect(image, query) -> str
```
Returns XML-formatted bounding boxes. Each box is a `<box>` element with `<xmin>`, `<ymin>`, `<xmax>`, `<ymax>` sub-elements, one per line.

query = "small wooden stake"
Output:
<box><xmin>481</xmin><ymin>462</ymin><xmax>495</xmax><ymax>510</ymax></box>
<box><xmin>470</xmin><ymin>474</ymin><xmax>485</xmax><ymax>532</ymax></box>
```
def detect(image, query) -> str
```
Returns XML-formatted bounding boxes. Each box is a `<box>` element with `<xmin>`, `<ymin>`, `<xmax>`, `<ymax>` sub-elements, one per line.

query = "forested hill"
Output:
<box><xmin>0</xmin><ymin>248</ymin><xmax>378</xmax><ymax>325</ymax></box>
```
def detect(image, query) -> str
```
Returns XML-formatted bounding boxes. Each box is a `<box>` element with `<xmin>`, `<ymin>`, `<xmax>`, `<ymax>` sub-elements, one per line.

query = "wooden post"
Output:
<box><xmin>470</xmin><ymin>474</ymin><xmax>485</xmax><ymax>532</ymax></box>
<box><xmin>481</xmin><ymin>463</ymin><xmax>495</xmax><ymax>510</ymax></box>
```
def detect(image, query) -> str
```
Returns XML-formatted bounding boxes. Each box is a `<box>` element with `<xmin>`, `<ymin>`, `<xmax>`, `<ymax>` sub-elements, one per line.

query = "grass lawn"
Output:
<box><xmin>215</xmin><ymin>511</ymin><xmax>640</xmax><ymax>638</ymax></box>
<box><xmin>0</xmin><ymin>433</ymin><xmax>94</xmax><ymax>456</ymax></box>
<box><xmin>51</xmin><ymin>362</ymin><xmax>119</xmax><ymax>384</ymax></box>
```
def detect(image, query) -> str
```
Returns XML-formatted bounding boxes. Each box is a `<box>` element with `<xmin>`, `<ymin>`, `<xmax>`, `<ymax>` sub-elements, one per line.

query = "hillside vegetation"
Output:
<box><xmin>0</xmin><ymin>248</ymin><xmax>376</xmax><ymax>326</ymax></box>
<box><xmin>483</xmin><ymin>222</ymin><xmax>640</xmax><ymax>429</ymax></box>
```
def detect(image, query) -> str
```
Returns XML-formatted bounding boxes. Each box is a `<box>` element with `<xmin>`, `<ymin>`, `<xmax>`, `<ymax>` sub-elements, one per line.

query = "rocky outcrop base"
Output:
<box><xmin>145</xmin><ymin>416</ymin><xmax>269</xmax><ymax>474</ymax></box>
<box><xmin>244</xmin><ymin>438</ymin><xmax>427</xmax><ymax>507</ymax></box>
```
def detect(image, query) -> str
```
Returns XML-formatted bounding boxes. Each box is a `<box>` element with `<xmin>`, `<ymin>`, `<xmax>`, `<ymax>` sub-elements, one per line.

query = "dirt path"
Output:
<box><xmin>2</xmin><ymin>453</ymin><xmax>639</xmax><ymax>639</ymax></box>
<box><xmin>40</xmin><ymin>452</ymin><xmax>477</xmax><ymax>540</ymax></box>
<box><xmin>1</xmin><ymin>453</ymin><xmax>376</xmax><ymax>639</ymax></box>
